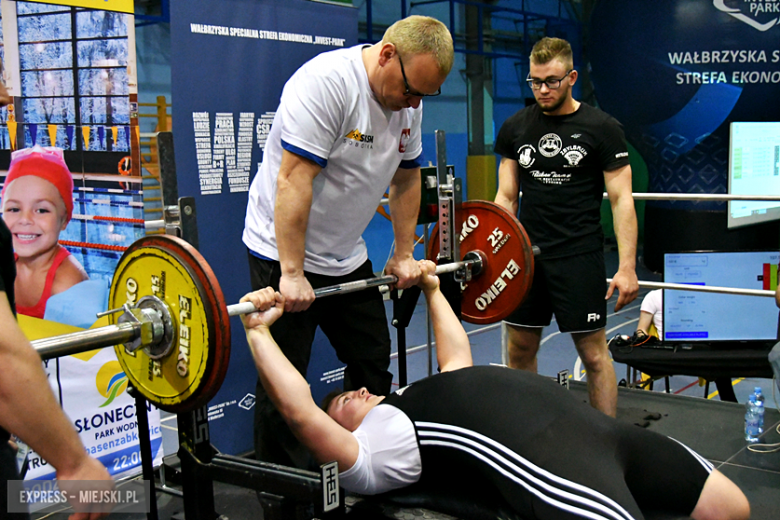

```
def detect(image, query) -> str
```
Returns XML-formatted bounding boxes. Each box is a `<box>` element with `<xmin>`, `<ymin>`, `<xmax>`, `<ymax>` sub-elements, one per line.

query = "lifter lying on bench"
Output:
<box><xmin>240</xmin><ymin>260</ymin><xmax>750</xmax><ymax>520</ymax></box>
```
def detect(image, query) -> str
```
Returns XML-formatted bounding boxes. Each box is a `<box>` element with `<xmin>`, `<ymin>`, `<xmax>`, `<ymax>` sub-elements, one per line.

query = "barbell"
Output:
<box><xmin>30</xmin><ymin>197</ymin><xmax>780</xmax><ymax>413</ymax></box>
<box><xmin>32</xmin><ymin>201</ymin><xmax>536</xmax><ymax>413</ymax></box>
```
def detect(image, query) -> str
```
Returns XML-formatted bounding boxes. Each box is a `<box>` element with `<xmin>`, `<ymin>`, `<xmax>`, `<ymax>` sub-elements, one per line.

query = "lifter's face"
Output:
<box><xmin>327</xmin><ymin>387</ymin><xmax>385</xmax><ymax>431</ymax></box>
<box><xmin>375</xmin><ymin>46</ymin><xmax>445</xmax><ymax>112</ymax></box>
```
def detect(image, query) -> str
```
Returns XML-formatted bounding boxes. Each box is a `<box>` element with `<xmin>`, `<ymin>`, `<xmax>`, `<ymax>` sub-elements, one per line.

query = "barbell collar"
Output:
<box><xmin>33</xmin><ymin>296</ymin><xmax>172</xmax><ymax>361</ymax></box>
<box><xmin>33</xmin><ymin>322</ymin><xmax>142</xmax><ymax>360</ymax></box>
<box><xmin>610</xmin><ymin>279</ymin><xmax>776</xmax><ymax>298</ymax></box>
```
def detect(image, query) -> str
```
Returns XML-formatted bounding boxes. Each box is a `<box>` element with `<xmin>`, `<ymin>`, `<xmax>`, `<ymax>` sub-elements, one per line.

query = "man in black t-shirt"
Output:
<box><xmin>0</xmin><ymin>218</ymin><xmax>113</xmax><ymax>519</ymax></box>
<box><xmin>494</xmin><ymin>37</ymin><xmax>639</xmax><ymax>417</ymax></box>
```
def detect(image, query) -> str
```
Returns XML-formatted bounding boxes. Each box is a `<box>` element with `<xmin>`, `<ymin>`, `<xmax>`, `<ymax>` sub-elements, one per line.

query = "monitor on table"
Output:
<box><xmin>662</xmin><ymin>250</ymin><xmax>780</xmax><ymax>344</ymax></box>
<box><xmin>727</xmin><ymin>121</ymin><xmax>780</xmax><ymax>229</ymax></box>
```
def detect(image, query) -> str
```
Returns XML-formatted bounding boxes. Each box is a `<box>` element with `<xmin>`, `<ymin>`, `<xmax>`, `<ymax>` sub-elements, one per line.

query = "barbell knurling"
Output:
<box><xmin>226</xmin><ymin>257</ymin><xmax>483</xmax><ymax>317</ymax></box>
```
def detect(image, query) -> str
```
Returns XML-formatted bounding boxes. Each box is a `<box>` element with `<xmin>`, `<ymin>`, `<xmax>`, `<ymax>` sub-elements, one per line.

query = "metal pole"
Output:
<box><xmin>132</xmin><ymin>388</ymin><xmax>159</xmax><ymax>520</ymax></box>
<box><xmin>514</xmin><ymin>192</ymin><xmax>780</xmax><ymax>202</ymax></box>
<box><xmin>366</xmin><ymin>0</ymin><xmax>373</xmax><ymax>42</ymax></box>
<box><xmin>628</xmin><ymin>193</ymin><xmax>780</xmax><ymax>201</ymax></box>
<box><xmin>608</xmin><ymin>279</ymin><xmax>775</xmax><ymax>298</ymax></box>
<box><xmin>33</xmin><ymin>322</ymin><xmax>141</xmax><ymax>360</ymax></box>
<box><xmin>145</xmin><ymin>219</ymin><xmax>165</xmax><ymax>231</ymax></box>
<box><xmin>393</xmin><ymin>291</ymin><xmax>407</xmax><ymax>388</ymax></box>
<box><xmin>424</xmin><ymin>223</ymin><xmax>433</xmax><ymax>377</ymax></box>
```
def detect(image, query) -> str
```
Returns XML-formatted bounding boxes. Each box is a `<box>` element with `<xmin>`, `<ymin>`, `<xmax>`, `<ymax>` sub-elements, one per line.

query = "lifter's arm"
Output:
<box><xmin>275</xmin><ymin>150</ymin><xmax>322</xmax><ymax>313</ymax></box>
<box><xmin>417</xmin><ymin>260</ymin><xmax>473</xmax><ymax>372</ymax></box>
<box><xmin>494</xmin><ymin>157</ymin><xmax>520</xmax><ymax>215</ymax></box>
<box><xmin>241</xmin><ymin>289</ymin><xmax>359</xmax><ymax>470</ymax></box>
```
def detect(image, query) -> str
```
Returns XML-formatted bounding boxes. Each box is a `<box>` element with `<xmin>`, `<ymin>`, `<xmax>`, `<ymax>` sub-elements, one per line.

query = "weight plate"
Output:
<box><xmin>109</xmin><ymin>235</ymin><xmax>230</xmax><ymax>413</ymax></box>
<box><xmin>428</xmin><ymin>200</ymin><xmax>535</xmax><ymax>324</ymax></box>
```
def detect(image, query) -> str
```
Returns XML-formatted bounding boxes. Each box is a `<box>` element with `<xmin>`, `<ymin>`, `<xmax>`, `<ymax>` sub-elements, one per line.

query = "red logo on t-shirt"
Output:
<box><xmin>398</xmin><ymin>128</ymin><xmax>411</xmax><ymax>153</ymax></box>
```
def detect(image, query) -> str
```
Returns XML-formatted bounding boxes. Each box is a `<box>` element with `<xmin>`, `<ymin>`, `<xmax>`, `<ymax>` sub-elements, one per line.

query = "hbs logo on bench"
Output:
<box><xmin>96</xmin><ymin>361</ymin><xmax>129</xmax><ymax>408</ymax></box>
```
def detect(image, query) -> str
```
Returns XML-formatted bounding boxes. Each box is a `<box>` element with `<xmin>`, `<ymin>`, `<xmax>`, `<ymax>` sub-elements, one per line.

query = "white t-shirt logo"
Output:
<box><xmin>398</xmin><ymin>128</ymin><xmax>411</xmax><ymax>153</ymax></box>
<box><xmin>517</xmin><ymin>144</ymin><xmax>536</xmax><ymax>168</ymax></box>
<box><xmin>539</xmin><ymin>133</ymin><xmax>562</xmax><ymax>157</ymax></box>
<box><xmin>394</xmin><ymin>383</ymin><xmax>413</xmax><ymax>396</ymax></box>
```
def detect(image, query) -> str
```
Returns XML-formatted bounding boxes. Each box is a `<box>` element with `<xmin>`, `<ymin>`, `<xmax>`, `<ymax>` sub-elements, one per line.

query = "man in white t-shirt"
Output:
<box><xmin>239</xmin><ymin>262</ymin><xmax>750</xmax><ymax>520</ymax></box>
<box><xmin>637</xmin><ymin>289</ymin><xmax>663</xmax><ymax>339</ymax></box>
<box><xmin>242</xmin><ymin>15</ymin><xmax>454</xmax><ymax>468</ymax></box>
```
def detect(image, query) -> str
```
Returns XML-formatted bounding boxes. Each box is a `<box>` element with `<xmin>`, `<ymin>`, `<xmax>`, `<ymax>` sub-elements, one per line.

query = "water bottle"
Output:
<box><xmin>754</xmin><ymin>399</ymin><xmax>765</xmax><ymax>440</ymax></box>
<box><xmin>753</xmin><ymin>387</ymin><xmax>765</xmax><ymax>434</ymax></box>
<box><xmin>745</xmin><ymin>394</ymin><xmax>760</xmax><ymax>443</ymax></box>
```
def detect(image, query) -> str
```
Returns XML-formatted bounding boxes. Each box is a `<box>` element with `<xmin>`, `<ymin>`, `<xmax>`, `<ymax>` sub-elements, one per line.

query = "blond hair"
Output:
<box><xmin>530</xmin><ymin>37</ymin><xmax>573</xmax><ymax>70</ymax></box>
<box><xmin>382</xmin><ymin>15</ymin><xmax>454</xmax><ymax>75</ymax></box>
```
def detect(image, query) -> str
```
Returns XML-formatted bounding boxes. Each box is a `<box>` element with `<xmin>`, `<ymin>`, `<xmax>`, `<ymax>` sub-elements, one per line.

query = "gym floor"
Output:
<box><xmin>32</xmin><ymin>248</ymin><xmax>780</xmax><ymax>519</ymax></box>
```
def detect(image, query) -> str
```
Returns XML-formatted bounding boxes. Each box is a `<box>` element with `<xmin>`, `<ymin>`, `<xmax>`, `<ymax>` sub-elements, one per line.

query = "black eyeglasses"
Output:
<box><xmin>526</xmin><ymin>70</ymin><xmax>573</xmax><ymax>90</ymax></box>
<box><xmin>398</xmin><ymin>54</ymin><xmax>441</xmax><ymax>98</ymax></box>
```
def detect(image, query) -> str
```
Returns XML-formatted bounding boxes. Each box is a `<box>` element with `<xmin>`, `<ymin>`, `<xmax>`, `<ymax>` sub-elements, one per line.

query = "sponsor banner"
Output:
<box><xmin>18</xmin><ymin>324</ymin><xmax>163</xmax><ymax>481</ymax></box>
<box><xmin>588</xmin><ymin>0</ymin><xmax>780</xmax><ymax>210</ymax></box>
<box><xmin>21</xmin><ymin>0</ymin><xmax>134</xmax><ymax>14</ymax></box>
<box><xmin>171</xmin><ymin>0</ymin><xmax>357</xmax><ymax>453</ymax></box>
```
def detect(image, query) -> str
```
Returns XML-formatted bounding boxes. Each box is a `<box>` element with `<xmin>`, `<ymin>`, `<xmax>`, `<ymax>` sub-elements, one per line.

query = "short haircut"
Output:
<box><xmin>382</xmin><ymin>15</ymin><xmax>454</xmax><ymax>76</ymax></box>
<box><xmin>321</xmin><ymin>388</ymin><xmax>344</xmax><ymax>415</ymax></box>
<box><xmin>530</xmin><ymin>37</ymin><xmax>573</xmax><ymax>70</ymax></box>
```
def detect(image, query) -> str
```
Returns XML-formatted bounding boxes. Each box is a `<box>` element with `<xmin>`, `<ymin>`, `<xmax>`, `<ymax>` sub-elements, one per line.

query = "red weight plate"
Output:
<box><xmin>428</xmin><ymin>201</ymin><xmax>535</xmax><ymax>324</ymax></box>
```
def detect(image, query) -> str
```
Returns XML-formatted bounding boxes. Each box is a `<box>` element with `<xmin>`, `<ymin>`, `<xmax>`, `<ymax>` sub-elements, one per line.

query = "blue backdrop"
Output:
<box><xmin>171</xmin><ymin>0</ymin><xmax>357</xmax><ymax>454</ymax></box>
<box><xmin>588</xmin><ymin>0</ymin><xmax>780</xmax><ymax>211</ymax></box>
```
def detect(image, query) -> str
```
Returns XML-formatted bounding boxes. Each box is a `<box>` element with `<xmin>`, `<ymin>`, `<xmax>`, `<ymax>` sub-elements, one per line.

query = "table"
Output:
<box><xmin>609</xmin><ymin>342</ymin><xmax>774</xmax><ymax>402</ymax></box>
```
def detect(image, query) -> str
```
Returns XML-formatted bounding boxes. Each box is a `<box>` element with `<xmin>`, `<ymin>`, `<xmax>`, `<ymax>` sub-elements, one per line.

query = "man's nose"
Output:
<box><xmin>358</xmin><ymin>387</ymin><xmax>368</xmax><ymax>397</ymax></box>
<box><xmin>408</xmin><ymin>97</ymin><xmax>422</xmax><ymax>109</ymax></box>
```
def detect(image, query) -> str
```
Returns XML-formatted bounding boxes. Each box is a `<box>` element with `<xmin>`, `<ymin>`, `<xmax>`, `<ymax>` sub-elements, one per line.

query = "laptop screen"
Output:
<box><xmin>662</xmin><ymin>251</ymin><xmax>780</xmax><ymax>342</ymax></box>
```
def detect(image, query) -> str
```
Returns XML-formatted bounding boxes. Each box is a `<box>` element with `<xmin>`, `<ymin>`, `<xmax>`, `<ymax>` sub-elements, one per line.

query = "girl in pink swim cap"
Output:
<box><xmin>1</xmin><ymin>146</ymin><xmax>88</xmax><ymax>318</ymax></box>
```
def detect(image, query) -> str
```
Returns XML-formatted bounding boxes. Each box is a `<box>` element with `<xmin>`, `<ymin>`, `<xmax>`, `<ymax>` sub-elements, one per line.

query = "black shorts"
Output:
<box><xmin>619</xmin><ymin>425</ymin><xmax>714</xmax><ymax>516</ymax></box>
<box><xmin>508</xmin><ymin>417</ymin><xmax>714</xmax><ymax>519</ymax></box>
<box><xmin>505</xmin><ymin>250</ymin><xmax>607</xmax><ymax>333</ymax></box>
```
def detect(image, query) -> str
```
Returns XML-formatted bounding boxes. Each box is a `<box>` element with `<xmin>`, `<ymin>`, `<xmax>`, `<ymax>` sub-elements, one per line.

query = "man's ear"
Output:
<box><xmin>568</xmin><ymin>69</ymin><xmax>578</xmax><ymax>86</ymax></box>
<box><xmin>378</xmin><ymin>42</ymin><xmax>396</xmax><ymax>67</ymax></box>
